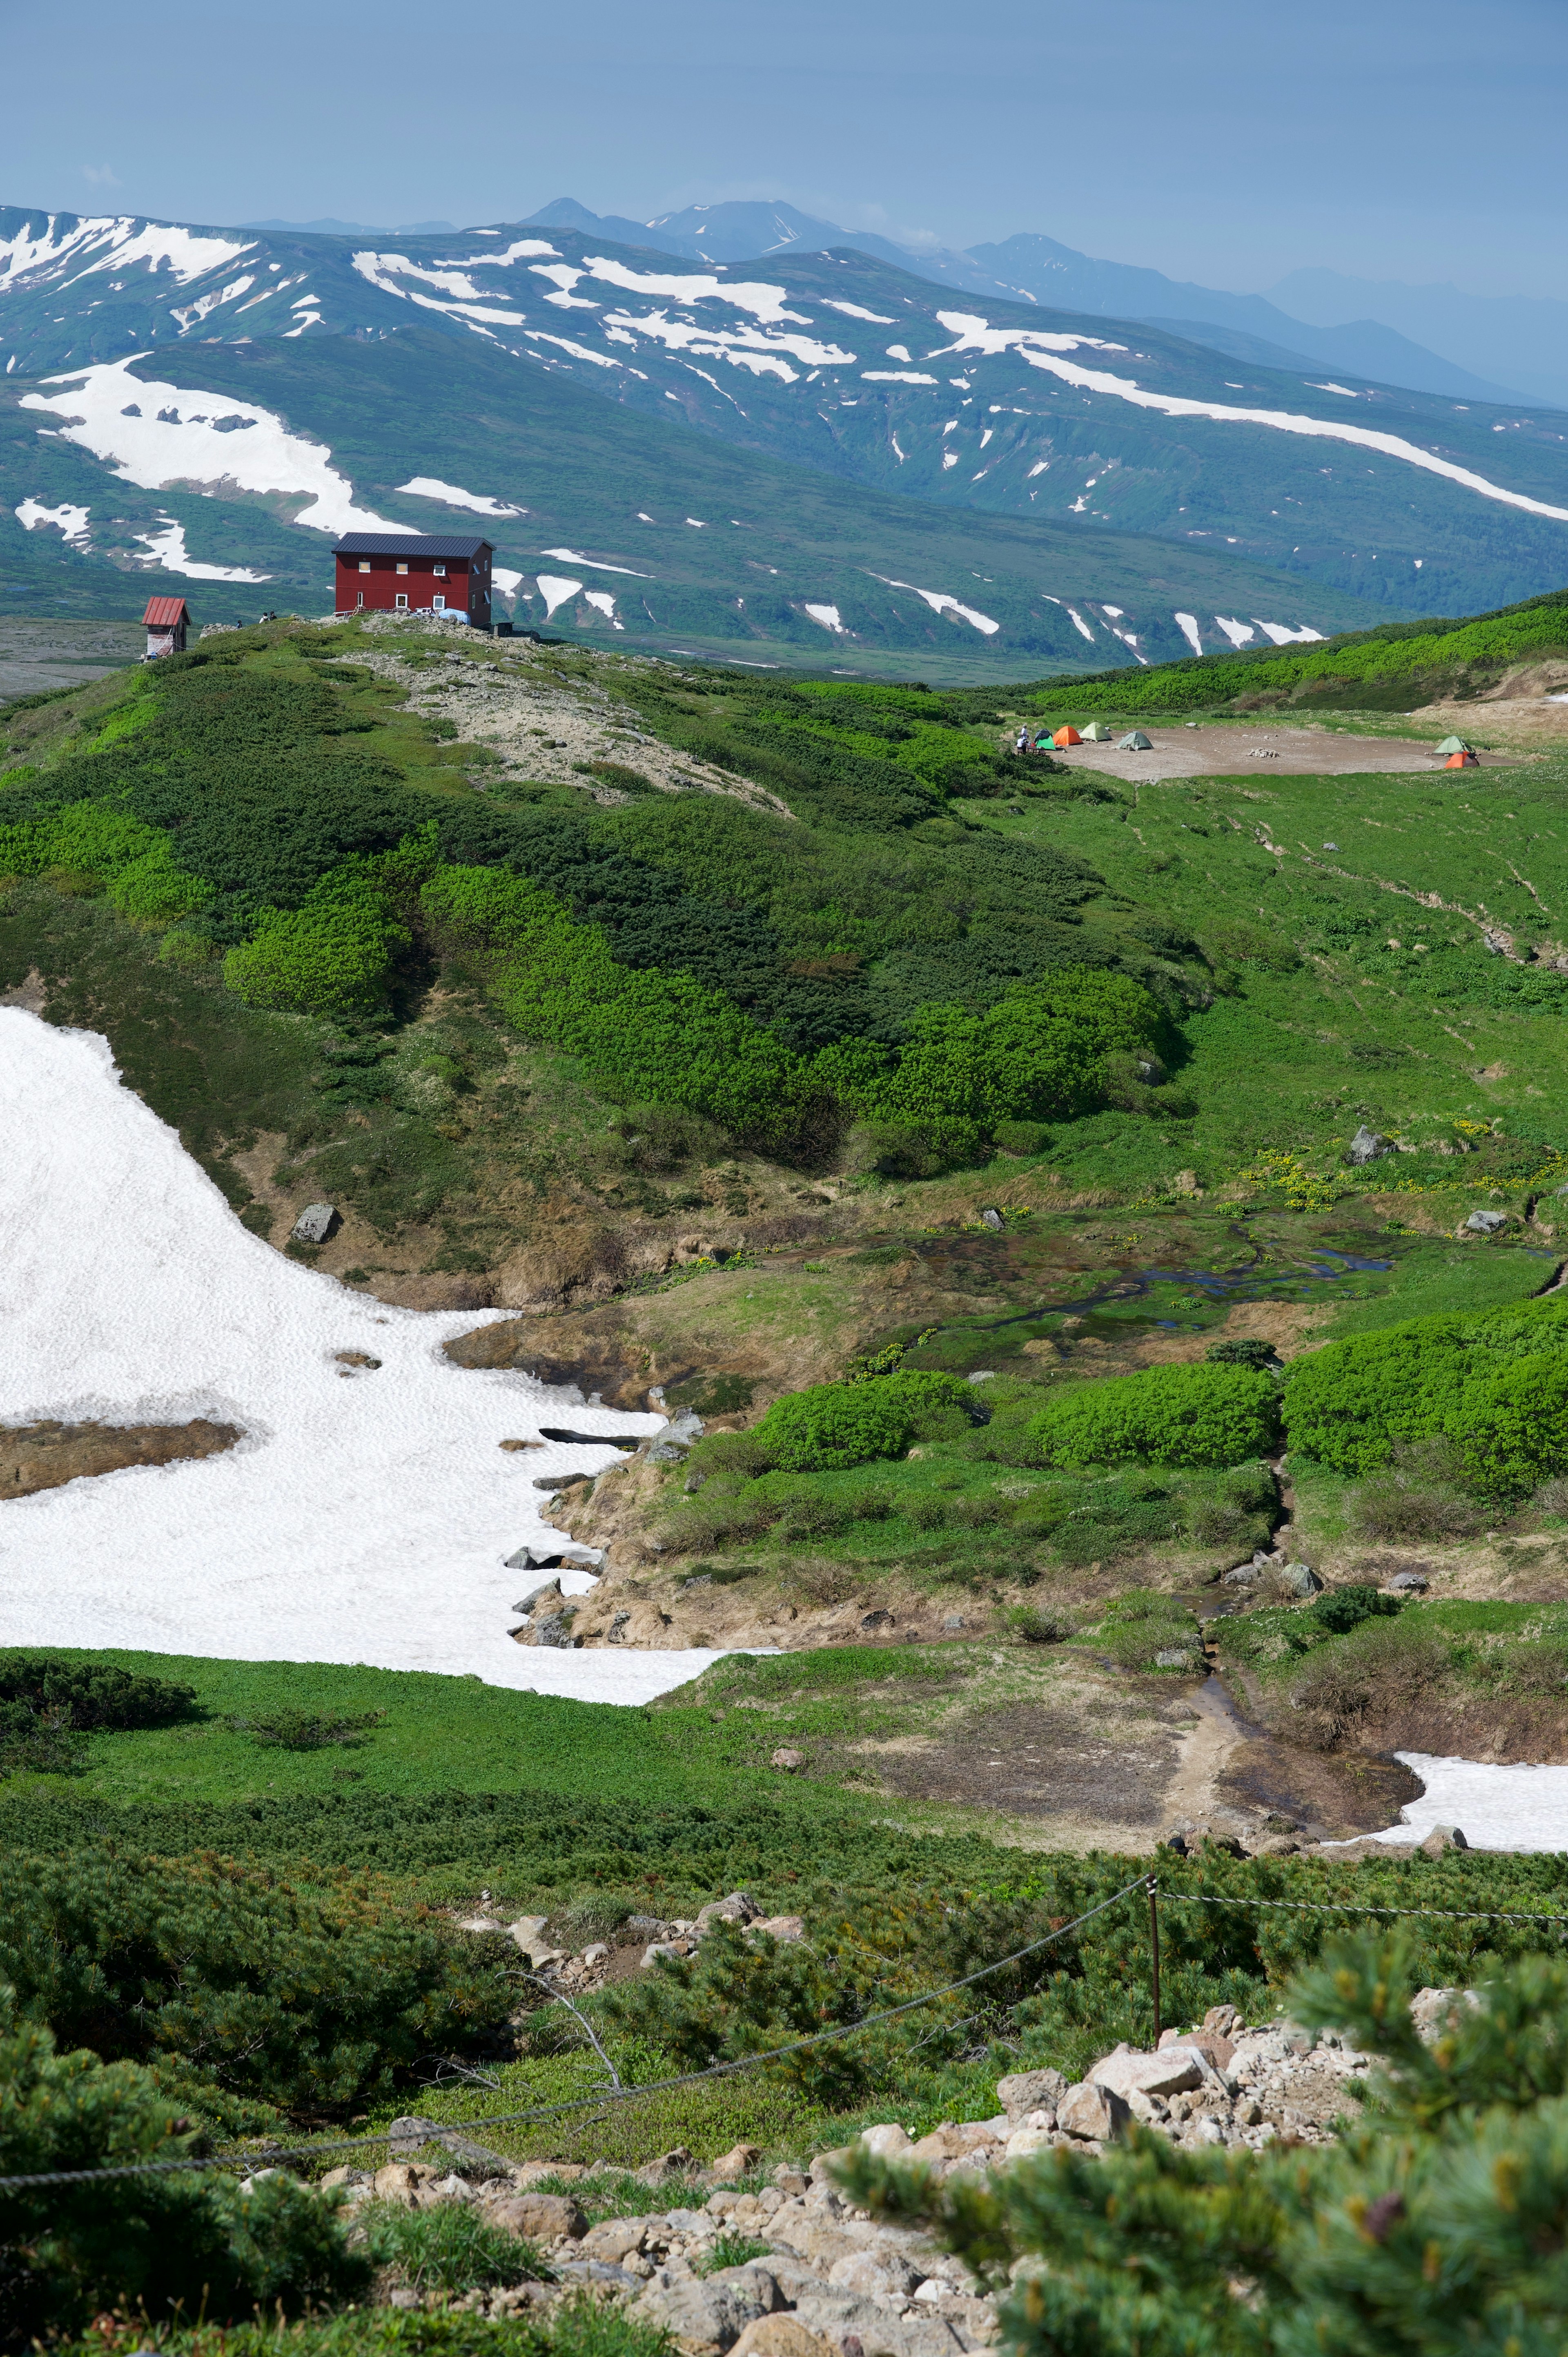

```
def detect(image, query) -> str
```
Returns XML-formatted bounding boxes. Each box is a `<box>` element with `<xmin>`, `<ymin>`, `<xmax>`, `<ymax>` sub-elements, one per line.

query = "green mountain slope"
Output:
<box><xmin>4</xmin><ymin>205</ymin><xmax>1568</xmax><ymax>626</ymax></box>
<box><xmin>0</xmin><ymin>327</ymin><xmax>1384</xmax><ymax>676</ymax></box>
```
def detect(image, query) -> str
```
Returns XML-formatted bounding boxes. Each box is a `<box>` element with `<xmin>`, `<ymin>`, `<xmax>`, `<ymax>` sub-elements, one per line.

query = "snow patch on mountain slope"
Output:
<box><xmin>169</xmin><ymin>275</ymin><xmax>256</xmax><ymax>332</ymax></box>
<box><xmin>867</xmin><ymin>573</ymin><xmax>999</xmax><ymax>635</ymax></box>
<box><xmin>863</xmin><ymin>370</ymin><xmax>938</xmax><ymax>386</ymax></box>
<box><xmin>581</xmin><ymin>256</ymin><xmax>813</xmax><ymax>327</ymax></box>
<box><xmin>535</xmin><ymin>573</ymin><xmax>584</xmax><ymax>618</ymax></box>
<box><xmin>1215</xmin><ymin>616</ymin><xmax>1256</xmax><ymax>648</ymax></box>
<box><xmin>824</xmin><ymin>300</ymin><xmax>895</xmax><ymax>322</ymax></box>
<box><xmin>15</xmin><ymin>497</ymin><xmax>90</xmax><ymax>544</ymax></box>
<box><xmin>804</xmin><ymin>602</ymin><xmax>846</xmax><ymax>632</ymax></box>
<box><xmin>0</xmin><ymin>214</ymin><xmax>254</xmax><ymax>294</ymax></box>
<box><xmin>1173</xmin><ymin>611</ymin><xmax>1204</xmax><ymax>656</ymax></box>
<box><xmin>398</xmin><ymin>477</ymin><xmax>525</xmax><ymax>517</ymax></box>
<box><xmin>933</xmin><ymin>311</ymin><xmax>1568</xmax><ymax>526</ymax></box>
<box><xmin>1254</xmin><ymin>618</ymin><xmax>1326</xmax><ymax>644</ymax></box>
<box><xmin>582</xmin><ymin>589</ymin><xmax>623</xmax><ymax>627</ymax></box>
<box><xmin>539</xmin><ymin>548</ymin><xmax>652</xmax><ymax>575</ymax></box>
<box><xmin>132</xmin><ymin>513</ymin><xmax>272</xmax><ymax>580</ymax></box>
<box><xmin>0</xmin><ymin>1010</ymin><xmax>706</xmax><ymax>1699</ymax></box>
<box><xmin>19</xmin><ymin>356</ymin><xmax>412</xmax><ymax>535</ymax></box>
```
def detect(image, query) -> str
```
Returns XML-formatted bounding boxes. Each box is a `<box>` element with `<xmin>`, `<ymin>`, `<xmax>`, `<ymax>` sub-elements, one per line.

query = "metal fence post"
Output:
<box><xmin>1148</xmin><ymin>1876</ymin><xmax>1161</xmax><ymax>2045</ymax></box>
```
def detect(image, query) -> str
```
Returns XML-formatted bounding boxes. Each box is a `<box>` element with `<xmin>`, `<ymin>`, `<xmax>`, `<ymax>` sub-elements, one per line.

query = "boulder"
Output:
<box><xmin>732</xmin><ymin>2322</ymin><xmax>836</xmax><ymax>2357</ymax></box>
<box><xmin>1154</xmin><ymin>1646</ymin><xmax>1197</xmax><ymax>1669</ymax></box>
<box><xmin>751</xmin><ymin>1914</ymin><xmax>807</xmax><ymax>1943</ymax></box>
<box><xmin>634</xmin><ymin>2146</ymin><xmax>696</xmax><ymax>2187</ymax></box>
<box><xmin>808</xmin><ymin>2147</ymin><xmax>853</xmax><ymax>2186</ymax></box>
<box><xmin>633</xmin><ymin>2268</ymin><xmax>779</xmax><ymax>2352</ymax></box>
<box><xmin>1157</xmin><ymin>2027</ymin><xmax>1236</xmax><ymax>2070</ymax></box>
<box><xmin>696</xmin><ymin>1893</ymin><xmax>761</xmax><ymax>1931</ymax></box>
<box><xmin>1056</xmin><ymin>2081</ymin><xmax>1129</xmax><ymax>2142</ymax></box>
<box><xmin>708</xmin><ymin>2140</ymin><xmax>764</xmax><ymax>2181</ymax></box>
<box><xmin>1410</xmin><ymin>1986</ymin><xmax>1483</xmax><ymax>2043</ymax></box>
<box><xmin>292</xmin><ymin>1201</ymin><xmax>339</xmax><ymax>1244</ymax></box>
<box><xmin>1278</xmin><ymin>1563</ymin><xmax>1321</xmax><ymax>1598</ymax></box>
<box><xmin>483</xmin><ymin>2191</ymin><xmax>586</xmax><ymax>2240</ymax></box>
<box><xmin>1346</xmin><ymin>1127</ymin><xmax>1392</xmax><ymax>1166</ymax></box>
<box><xmin>1386</xmin><ymin>1572</ymin><xmax>1430</xmax><ymax>1594</ymax></box>
<box><xmin>1419</xmin><ymin>1824</ymin><xmax>1468</xmax><ymax>1856</ymax></box>
<box><xmin>997</xmin><ymin>2068</ymin><xmax>1067</xmax><ymax>2123</ymax></box>
<box><xmin>857</xmin><ymin>2123</ymin><xmax>912</xmax><ymax>2159</ymax></box>
<box><xmin>579</xmin><ymin>2216</ymin><xmax>650</xmax><ymax>2263</ymax></box>
<box><xmin>372</xmin><ymin>2161</ymin><xmax>432</xmax><ymax>2204</ymax></box>
<box><xmin>1091</xmin><ymin>2045</ymin><xmax>1209</xmax><ymax>2101</ymax></box>
<box><xmin>1003</xmin><ymin>2126</ymin><xmax>1055</xmax><ymax>2159</ymax></box>
<box><xmin>1465</xmin><ymin>1208</ymin><xmax>1508</xmax><ymax>1235</ymax></box>
<box><xmin>828</xmin><ymin>2250</ymin><xmax>927</xmax><ymax>2300</ymax></box>
<box><xmin>771</xmin><ymin>1748</ymin><xmax>806</xmax><ymax>1772</ymax></box>
<box><xmin>648</xmin><ymin>1410</ymin><xmax>705</xmax><ymax>1464</ymax></box>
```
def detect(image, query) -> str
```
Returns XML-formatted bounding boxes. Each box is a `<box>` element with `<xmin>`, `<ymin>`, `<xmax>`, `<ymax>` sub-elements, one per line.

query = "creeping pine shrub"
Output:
<box><xmin>0</xmin><ymin>1654</ymin><xmax>197</xmax><ymax>1775</ymax></box>
<box><xmin>747</xmin><ymin>1372</ymin><xmax>978</xmax><ymax>1472</ymax></box>
<box><xmin>1282</xmin><ymin>1294</ymin><xmax>1568</xmax><ymax>1498</ymax></box>
<box><xmin>1027</xmin><ymin>1363</ymin><xmax>1281</xmax><ymax>1470</ymax></box>
<box><xmin>1290</xmin><ymin>1616</ymin><xmax>1447</xmax><ymax>1746</ymax></box>
<box><xmin>0</xmin><ymin>1847</ymin><xmax>514</xmax><ymax>2115</ymax></box>
<box><xmin>0</xmin><ymin>1987</ymin><xmax>367</xmax><ymax>2342</ymax></box>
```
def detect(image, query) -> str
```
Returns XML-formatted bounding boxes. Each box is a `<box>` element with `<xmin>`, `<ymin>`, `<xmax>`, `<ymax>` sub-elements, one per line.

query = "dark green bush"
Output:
<box><xmin>1207</xmin><ymin>1339</ymin><xmax>1279</xmax><ymax>1373</ymax></box>
<box><xmin>225</xmin><ymin>1708</ymin><xmax>385</xmax><ymax>1750</ymax></box>
<box><xmin>0</xmin><ymin>1847</ymin><xmax>514</xmax><ymax>2115</ymax></box>
<box><xmin>1028</xmin><ymin>1363</ymin><xmax>1281</xmax><ymax>1470</ymax></box>
<box><xmin>993</xmin><ymin>1118</ymin><xmax>1054</xmax><ymax>1157</ymax></box>
<box><xmin>0</xmin><ymin>1988</ymin><xmax>367</xmax><ymax>2344</ymax></box>
<box><xmin>0</xmin><ymin>1655</ymin><xmax>198</xmax><ymax>1777</ymax></box>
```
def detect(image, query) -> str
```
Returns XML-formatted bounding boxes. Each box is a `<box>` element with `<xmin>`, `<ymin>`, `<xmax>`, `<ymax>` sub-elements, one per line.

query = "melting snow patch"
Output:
<box><xmin>1347</xmin><ymin>1753</ymin><xmax>1568</xmax><ymax>1854</ymax></box>
<box><xmin>582</xmin><ymin>589</ymin><xmax>624</xmax><ymax>629</ymax></box>
<box><xmin>540</xmin><ymin>548</ymin><xmax>652</xmax><ymax>576</ymax></box>
<box><xmin>931</xmin><ymin>309</ymin><xmax>1568</xmax><ymax>524</ymax></box>
<box><xmin>491</xmin><ymin>566</ymin><xmax>523</xmax><ymax>601</ymax></box>
<box><xmin>1065</xmin><ymin>606</ymin><xmax>1096</xmax><ymax>641</ymax></box>
<box><xmin>525</xmin><ymin>332</ymin><xmax>621</xmax><ymax>368</ymax></box>
<box><xmin>867</xmin><ymin>574</ymin><xmax>998</xmax><ymax>635</ymax></box>
<box><xmin>824</xmin><ymin>299</ymin><xmax>895</xmax><ymax>322</ymax></box>
<box><xmin>15</xmin><ymin>498</ymin><xmax>90</xmax><ymax>544</ymax></box>
<box><xmin>534</xmin><ymin>574</ymin><xmax>584</xmax><ymax>620</ymax></box>
<box><xmin>579</xmin><ymin>256</ymin><xmax>812</xmax><ymax>327</ymax></box>
<box><xmin>169</xmin><ymin>275</ymin><xmax>256</xmax><ymax>332</ymax></box>
<box><xmin>21</xmin><ymin>357</ymin><xmax>412</xmax><ymax>535</ymax></box>
<box><xmin>397</xmin><ymin>477</ymin><xmax>523</xmax><ymax>517</ymax></box>
<box><xmin>1174</xmin><ymin>611</ymin><xmax>1204</xmax><ymax>656</ymax></box>
<box><xmin>862</xmin><ymin>370</ymin><xmax>938</xmax><ymax>385</ymax></box>
<box><xmin>1308</xmin><ymin>382</ymin><xmax>1361</xmax><ymax>397</ymax></box>
<box><xmin>0</xmin><ymin>214</ymin><xmax>254</xmax><ymax>294</ymax></box>
<box><xmin>0</xmin><ymin>1013</ymin><xmax>708</xmax><ymax>1698</ymax></box>
<box><xmin>942</xmin><ymin>450</ymin><xmax>958</xmax><ymax>468</ymax></box>
<box><xmin>132</xmin><ymin>513</ymin><xmax>271</xmax><ymax>581</ymax></box>
<box><xmin>804</xmin><ymin>602</ymin><xmax>847</xmax><ymax>633</ymax></box>
<box><xmin>1214</xmin><ymin>616</ymin><xmax>1256</xmax><ymax>649</ymax></box>
<box><xmin>1027</xmin><ymin>459</ymin><xmax>1049</xmax><ymax>477</ymax></box>
<box><xmin>1254</xmin><ymin>618</ymin><xmax>1326</xmax><ymax>644</ymax></box>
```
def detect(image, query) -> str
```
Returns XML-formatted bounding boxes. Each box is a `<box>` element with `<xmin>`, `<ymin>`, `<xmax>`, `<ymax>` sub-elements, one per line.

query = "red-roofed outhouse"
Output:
<box><xmin>143</xmin><ymin>595</ymin><xmax>189</xmax><ymax>659</ymax></box>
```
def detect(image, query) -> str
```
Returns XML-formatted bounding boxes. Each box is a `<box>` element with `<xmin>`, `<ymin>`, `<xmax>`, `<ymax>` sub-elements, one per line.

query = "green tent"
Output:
<box><xmin>1435</xmin><ymin>734</ymin><xmax>1476</xmax><ymax>755</ymax></box>
<box><xmin>1118</xmin><ymin>730</ymin><xmax>1153</xmax><ymax>751</ymax></box>
<box><xmin>1080</xmin><ymin>722</ymin><xmax>1115</xmax><ymax>742</ymax></box>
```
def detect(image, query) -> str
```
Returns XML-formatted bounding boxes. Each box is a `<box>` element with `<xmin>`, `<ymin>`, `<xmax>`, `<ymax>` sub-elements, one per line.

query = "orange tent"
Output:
<box><xmin>1053</xmin><ymin>726</ymin><xmax>1082</xmax><ymax>748</ymax></box>
<box><xmin>1444</xmin><ymin>749</ymin><xmax>1479</xmax><ymax>768</ymax></box>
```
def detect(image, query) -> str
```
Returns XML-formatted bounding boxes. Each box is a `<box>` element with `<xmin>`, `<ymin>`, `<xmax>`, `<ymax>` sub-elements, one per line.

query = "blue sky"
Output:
<box><xmin>2</xmin><ymin>0</ymin><xmax>1564</xmax><ymax>299</ymax></box>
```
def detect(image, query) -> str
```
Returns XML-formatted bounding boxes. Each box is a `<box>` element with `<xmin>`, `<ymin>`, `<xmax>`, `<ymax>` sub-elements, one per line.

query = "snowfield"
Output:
<box><xmin>0</xmin><ymin>1013</ymin><xmax>720</xmax><ymax>1703</ymax></box>
<box><xmin>1357</xmin><ymin>1754</ymin><xmax>1568</xmax><ymax>1853</ymax></box>
<box><xmin>21</xmin><ymin>356</ymin><xmax>414</xmax><ymax>536</ymax></box>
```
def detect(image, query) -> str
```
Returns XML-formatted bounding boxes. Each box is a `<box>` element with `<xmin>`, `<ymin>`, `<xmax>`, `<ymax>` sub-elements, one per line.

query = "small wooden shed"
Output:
<box><xmin>143</xmin><ymin>595</ymin><xmax>189</xmax><ymax>659</ymax></box>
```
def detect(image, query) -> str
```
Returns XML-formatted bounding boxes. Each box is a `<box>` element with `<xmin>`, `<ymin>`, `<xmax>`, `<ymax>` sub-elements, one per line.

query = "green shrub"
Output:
<box><xmin>1290</xmin><ymin>1615</ymin><xmax>1447</xmax><ymax>1744</ymax></box>
<box><xmin>1028</xmin><ymin>1363</ymin><xmax>1281</xmax><ymax>1470</ymax></box>
<box><xmin>225</xmin><ymin>866</ymin><xmax>410</xmax><ymax>1018</ymax></box>
<box><xmin>1302</xmin><ymin>1583</ymin><xmax>1403</xmax><ymax>1639</ymax></box>
<box><xmin>1207</xmin><ymin>1339</ymin><xmax>1279</xmax><ymax>1373</ymax></box>
<box><xmin>749</xmin><ymin>1373</ymin><xmax>976</xmax><ymax>1472</ymax></box>
<box><xmin>1283</xmin><ymin>1295</ymin><xmax>1568</xmax><ymax>1497</ymax></box>
<box><xmin>0</xmin><ymin>1653</ymin><xmax>196</xmax><ymax>1730</ymax></box>
<box><xmin>993</xmin><ymin>1118</ymin><xmax>1054</xmax><ymax>1157</ymax></box>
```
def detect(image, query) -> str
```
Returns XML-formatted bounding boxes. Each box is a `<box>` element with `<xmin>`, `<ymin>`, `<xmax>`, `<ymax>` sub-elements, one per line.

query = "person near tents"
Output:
<box><xmin>1015</xmin><ymin>727</ymin><xmax>1029</xmax><ymax>754</ymax></box>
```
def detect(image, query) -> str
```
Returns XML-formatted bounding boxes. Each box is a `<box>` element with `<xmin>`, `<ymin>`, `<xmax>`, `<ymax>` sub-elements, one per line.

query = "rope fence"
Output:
<box><xmin>4</xmin><ymin>1872</ymin><xmax>1564</xmax><ymax>2198</ymax></box>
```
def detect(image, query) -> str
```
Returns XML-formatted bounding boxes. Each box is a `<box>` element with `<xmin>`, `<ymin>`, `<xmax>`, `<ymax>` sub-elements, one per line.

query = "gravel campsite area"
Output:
<box><xmin>1037</xmin><ymin>722</ymin><xmax>1523</xmax><ymax>783</ymax></box>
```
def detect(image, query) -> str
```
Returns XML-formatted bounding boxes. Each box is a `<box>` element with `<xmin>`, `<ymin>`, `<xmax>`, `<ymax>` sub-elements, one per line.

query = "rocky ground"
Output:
<box><xmin>0</xmin><ymin>1414</ymin><xmax>240</xmax><ymax>1499</ymax></box>
<box><xmin>298</xmin><ymin>1991</ymin><xmax>1471</xmax><ymax>2355</ymax></box>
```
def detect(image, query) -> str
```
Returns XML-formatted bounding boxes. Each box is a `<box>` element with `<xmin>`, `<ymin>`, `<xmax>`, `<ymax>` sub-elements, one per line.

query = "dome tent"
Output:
<box><xmin>1053</xmin><ymin>725</ymin><xmax>1082</xmax><ymax>747</ymax></box>
<box><xmin>1436</xmin><ymin>735</ymin><xmax>1476</xmax><ymax>755</ymax></box>
<box><xmin>1080</xmin><ymin>722</ymin><xmax>1115</xmax><ymax>742</ymax></box>
<box><xmin>1118</xmin><ymin>730</ymin><xmax>1154</xmax><ymax>751</ymax></box>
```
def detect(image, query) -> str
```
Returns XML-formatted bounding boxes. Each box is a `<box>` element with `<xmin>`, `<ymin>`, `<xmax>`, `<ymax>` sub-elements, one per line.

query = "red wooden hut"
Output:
<box><xmin>143</xmin><ymin>595</ymin><xmax>189</xmax><ymax>658</ymax></box>
<box><xmin>332</xmin><ymin>533</ymin><xmax>493</xmax><ymax>627</ymax></box>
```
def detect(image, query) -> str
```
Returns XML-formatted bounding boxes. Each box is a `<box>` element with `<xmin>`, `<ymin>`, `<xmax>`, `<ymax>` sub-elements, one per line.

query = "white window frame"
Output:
<box><xmin>432</xmin><ymin>594</ymin><xmax>446</xmax><ymax>613</ymax></box>
<box><xmin>358</xmin><ymin>558</ymin><xmax>371</xmax><ymax>573</ymax></box>
<box><xmin>394</xmin><ymin>593</ymin><xmax>409</xmax><ymax>611</ymax></box>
